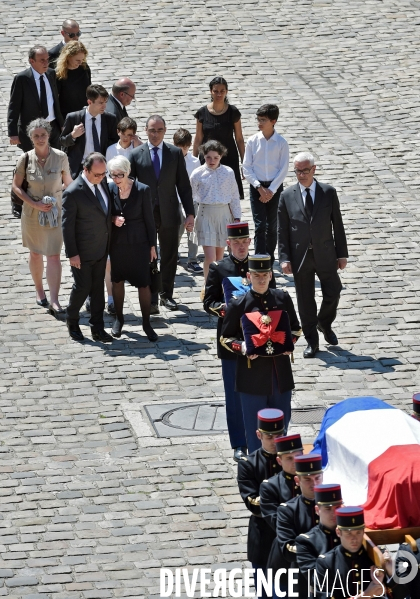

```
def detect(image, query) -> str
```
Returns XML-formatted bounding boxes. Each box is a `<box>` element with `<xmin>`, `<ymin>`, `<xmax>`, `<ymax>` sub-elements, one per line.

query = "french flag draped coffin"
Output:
<box><xmin>222</xmin><ymin>276</ymin><xmax>251</xmax><ymax>305</ymax></box>
<box><xmin>313</xmin><ymin>396</ymin><xmax>420</xmax><ymax>529</ymax></box>
<box><xmin>241</xmin><ymin>310</ymin><xmax>294</xmax><ymax>357</ymax></box>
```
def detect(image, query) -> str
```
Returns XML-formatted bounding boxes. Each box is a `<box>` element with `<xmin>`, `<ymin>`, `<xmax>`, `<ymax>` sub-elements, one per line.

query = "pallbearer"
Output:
<box><xmin>315</xmin><ymin>506</ymin><xmax>397</xmax><ymax>599</ymax></box>
<box><xmin>296</xmin><ymin>483</ymin><xmax>343</xmax><ymax>597</ymax></box>
<box><xmin>221</xmin><ymin>254</ymin><xmax>301</xmax><ymax>453</ymax></box>
<box><xmin>237</xmin><ymin>409</ymin><xmax>285</xmax><ymax>599</ymax></box>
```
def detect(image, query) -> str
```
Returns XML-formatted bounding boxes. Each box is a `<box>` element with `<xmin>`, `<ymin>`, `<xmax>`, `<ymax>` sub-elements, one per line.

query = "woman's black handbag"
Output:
<box><xmin>11</xmin><ymin>152</ymin><xmax>29</xmax><ymax>218</ymax></box>
<box><xmin>150</xmin><ymin>259</ymin><xmax>162</xmax><ymax>294</ymax></box>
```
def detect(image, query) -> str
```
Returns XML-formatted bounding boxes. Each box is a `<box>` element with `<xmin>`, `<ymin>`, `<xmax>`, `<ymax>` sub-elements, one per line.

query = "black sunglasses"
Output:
<box><xmin>64</xmin><ymin>30</ymin><xmax>82</xmax><ymax>38</ymax></box>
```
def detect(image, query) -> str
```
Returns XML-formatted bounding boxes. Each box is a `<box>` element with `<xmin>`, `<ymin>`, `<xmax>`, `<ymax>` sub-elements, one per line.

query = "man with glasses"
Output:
<box><xmin>62</xmin><ymin>152</ymin><xmax>113</xmax><ymax>343</ymax></box>
<box><xmin>277</xmin><ymin>152</ymin><xmax>348</xmax><ymax>358</ymax></box>
<box><xmin>129</xmin><ymin>115</ymin><xmax>194</xmax><ymax>312</ymax></box>
<box><xmin>48</xmin><ymin>19</ymin><xmax>81</xmax><ymax>68</ymax></box>
<box><xmin>106</xmin><ymin>78</ymin><xmax>138</xmax><ymax>127</ymax></box>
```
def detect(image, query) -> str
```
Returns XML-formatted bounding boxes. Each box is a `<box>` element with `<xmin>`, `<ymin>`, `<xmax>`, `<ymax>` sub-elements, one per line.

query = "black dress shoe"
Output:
<box><xmin>150</xmin><ymin>303</ymin><xmax>160</xmax><ymax>315</ymax></box>
<box><xmin>160</xmin><ymin>296</ymin><xmax>178</xmax><ymax>310</ymax></box>
<box><xmin>111</xmin><ymin>319</ymin><xmax>124</xmax><ymax>338</ymax></box>
<box><xmin>143</xmin><ymin>326</ymin><xmax>158</xmax><ymax>342</ymax></box>
<box><xmin>317</xmin><ymin>324</ymin><xmax>338</xmax><ymax>345</ymax></box>
<box><xmin>303</xmin><ymin>344</ymin><xmax>319</xmax><ymax>358</ymax></box>
<box><xmin>107</xmin><ymin>303</ymin><xmax>116</xmax><ymax>316</ymax></box>
<box><xmin>91</xmin><ymin>329</ymin><xmax>113</xmax><ymax>343</ymax></box>
<box><xmin>233</xmin><ymin>447</ymin><xmax>248</xmax><ymax>462</ymax></box>
<box><xmin>36</xmin><ymin>297</ymin><xmax>49</xmax><ymax>307</ymax></box>
<box><xmin>66</xmin><ymin>322</ymin><xmax>84</xmax><ymax>342</ymax></box>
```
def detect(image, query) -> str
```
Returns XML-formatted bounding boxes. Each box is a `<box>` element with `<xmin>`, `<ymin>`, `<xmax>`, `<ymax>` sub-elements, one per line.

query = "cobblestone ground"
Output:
<box><xmin>0</xmin><ymin>0</ymin><xmax>420</xmax><ymax>597</ymax></box>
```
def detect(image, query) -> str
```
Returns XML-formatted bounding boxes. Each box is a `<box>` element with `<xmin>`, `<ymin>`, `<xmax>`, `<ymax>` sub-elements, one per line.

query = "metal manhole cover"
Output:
<box><xmin>144</xmin><ymin>402</ymin><xmax>228</xmax><ymax>437</ymax></box>
<box><xmin>291</xmin><ymin>408</ymin><xmax>325</xmax><ymax>425</ymax></box>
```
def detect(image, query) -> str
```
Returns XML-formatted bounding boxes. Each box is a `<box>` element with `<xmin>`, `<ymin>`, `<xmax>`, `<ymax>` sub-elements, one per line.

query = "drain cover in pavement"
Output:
<box><xmin>290</xmin><ymin>408</ymin><xmax>325</xmax><ymax>425</ymax></box>
<box><xmin>144</xmin><ymin>402</ymin><xmax>227</xmax><ymax>437</ymax></box>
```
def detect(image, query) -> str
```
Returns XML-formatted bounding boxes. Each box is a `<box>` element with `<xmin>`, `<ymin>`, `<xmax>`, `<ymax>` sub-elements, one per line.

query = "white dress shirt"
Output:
<box><xmin>190</xmin><ymin>164</ymin><xmax>241</xmax><ymax>219</ymax></box>
<box><xmin>243</xmin><ymin>130</ymin><xmax>289</xmax><ymax>193</ymax></box>
<box><xmin>177</xmin><ymin>152</ymin><xmax>201</xmax><ymax>204</ymax></box>
<box><xmin>298</xmin><ymin>179</ymin><xmax>316</xmax><ymax>207</ymax></box>
<box><xmin>81</xmin><ymin>172</ymin><xmax>108</xmax><ymax>209</ymax></box>
<box><xmin>147</xmin><ymin>141</ymin><xmax>163</xmax><ymax>167</ymax></box>
<box><xmin>31</xmin><ymin>67</ymin><xmax>55</xmax><ymax>122</ymax></box>
<box><xmin>83</xmin><ymin>109</ymin><xmax>102</xmax><ymax>160</ymax></box>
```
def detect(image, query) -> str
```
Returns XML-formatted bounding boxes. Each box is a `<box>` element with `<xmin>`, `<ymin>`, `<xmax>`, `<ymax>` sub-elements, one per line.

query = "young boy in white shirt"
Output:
<box><xmin>243</xmin><ymin>104</ymin><xmax>289</xmax><ymax>265</ymax></box>
<box><xmin>173</xmin><ymin>128</ymin><xmax>202</xmax><ymax>273</ymax></box>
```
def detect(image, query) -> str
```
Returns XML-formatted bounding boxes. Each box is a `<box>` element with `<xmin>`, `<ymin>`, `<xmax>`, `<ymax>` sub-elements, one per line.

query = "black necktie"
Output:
<box><xmin>305</xmin><ymin>187</ymin><xmax>313</xmax><ymax>219</ymax></box>
<box><xmin>39</xmin><ymin>75</ymin><xmax>49</xmax><ymax>119</ymax></box>
<box><xmin>94</xmin><ymin>184</ymin><xmax>107</xmax><ymax>214</ymax></box>
<box><xmin>122</xmin><ymin>106</ymin><xmax>128</xmax><ymax>117</ymax></box>
<box><xmin>91</xmin><ymin>117</ymin><xmax>101</xmax><ymax>152</ymax></box>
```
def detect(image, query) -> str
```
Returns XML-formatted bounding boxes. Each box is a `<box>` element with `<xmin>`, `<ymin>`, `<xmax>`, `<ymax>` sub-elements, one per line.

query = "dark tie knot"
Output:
<box><xmin>305</xmin><ymin>187</ymin><xmax>311</xmax><ymax>195</ymax></box>
<box><xmin>153</xmin><ymin>146</ymin><xmax>158</xmax><ymax>154</ymax></box>
<box><xmin>92</xmin><ymin>116</ymin><xmax>96</xmax><ymax>122</ymax></box>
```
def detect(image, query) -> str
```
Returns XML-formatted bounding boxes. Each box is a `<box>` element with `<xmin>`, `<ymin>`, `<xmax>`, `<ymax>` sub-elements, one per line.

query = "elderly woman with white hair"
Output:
<box><xmin>107</xmin><ymin>155</ymin><xmax>158</xmax><ymax>341</ymax></box>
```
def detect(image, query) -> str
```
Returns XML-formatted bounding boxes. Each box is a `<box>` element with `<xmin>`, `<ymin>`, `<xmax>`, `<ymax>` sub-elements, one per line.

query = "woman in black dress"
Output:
<box><xmin>107</xmin><ymin>155</ymin><xmax>158</xmax><ymax>341</ymax></box>
<box><xmin>193</xmin><ymin>76</ymin><xmax>245</xmax><ymax>199</ymax></box>
<box><xmin>55</xmin><ymin>41</ymin><xmax>91</xmax><ymax>119</ymax></box>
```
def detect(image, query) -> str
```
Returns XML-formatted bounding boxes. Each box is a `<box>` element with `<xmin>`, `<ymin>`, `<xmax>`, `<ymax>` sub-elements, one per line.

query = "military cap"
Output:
<box><xmin>257</xmin><ymin>408</ymin><xmax>284</xmax><ymax>434</ymax></box>
<box><xmin>314</xmin><ymin>483</ymin><xmax>343</xmax><ymax>506</ymax></box>
<box><xmin>248</xmin><ymin>254</ymin><xmax>272</xmax><ymax>272</ymax></box>
<box><xmin>335</xmin><ymin>506</ymin><xmax>365</xmax><ymax>530</ymax></box>
<box><xmin>227</xmin><ymin>222</ymin><xmax>249</xmax><ymax>239</ymax></box>
<box><xmin>413</xmin><ymin>393</ymin><xmax>420</xmax><ymax>417</ymax></box>
<box><xmin>275</xmin><ymin>433</ymin><xmax>303</xmax><ymax>455</ymax></box>
<box><xmin>295</xmin><ymin>452</ymin><xmax>323</xmax><ymax>475</ymax></box>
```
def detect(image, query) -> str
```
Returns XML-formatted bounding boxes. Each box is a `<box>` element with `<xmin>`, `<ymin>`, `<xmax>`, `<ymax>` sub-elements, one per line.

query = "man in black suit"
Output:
<box><xmin>60</xmin><ymin>84</ymin><xmax>119</xmax><ymax>179</ymax></box>
<box><xmin>8</xmin><ymin>45</ymin><xmax>64</xmax><ymax>152</ymax></box>
<box><xmin>62</xmin><ymin>153</ymin><xmax>113</xmax><ymax>343</ymax></box>
<box><xmin>129</xmin><ymin>115</ymin><xmax>194</xmax><ymax>311</ymax></box>
<box><xmin>278</xmin><ymin>151</ymin><xmax>348</xmax><ymax>358</ymax></box>
<box><xmin>106</xmin><ymin>78</ymin><xmax>135</xmax><ymax>123</ymax></box>
<box><xmin>48</xmin><ymin>19</ymin><xmax>81</xmax><ymax>68</ymax></box>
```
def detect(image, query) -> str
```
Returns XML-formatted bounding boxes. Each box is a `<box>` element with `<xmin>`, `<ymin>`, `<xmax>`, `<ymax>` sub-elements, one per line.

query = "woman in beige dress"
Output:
<box><xmin>12</xmin><ymin>118</ymin><xmax>73</xmax><ymax>314</ymax></box>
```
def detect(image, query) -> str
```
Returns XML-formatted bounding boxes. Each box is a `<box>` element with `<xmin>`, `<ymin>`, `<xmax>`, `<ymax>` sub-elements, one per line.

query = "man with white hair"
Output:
<box><xmin>277</xmin><ymin>152</ymin><xmax>348</xmax><ymax>358</ymax></box>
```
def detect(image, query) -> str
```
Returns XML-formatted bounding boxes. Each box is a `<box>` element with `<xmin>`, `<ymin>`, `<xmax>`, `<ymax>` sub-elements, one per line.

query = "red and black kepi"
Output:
<box><xmin>275</xmin><ymin>433</ymin><xmax>303</xmax><ymax>455</ymax></box>
<box><xmin>335</xmin><ymin>506</ymin><xmax>365</xmax><ymax>529</ymax></box>
<box><xmin>295</xmin><ymin>452</ymin><xmax>323</xmax><ymax>475</ymax></box>
<box><xmin>314</xmin><ymin>483</ymin><xmax>342</xmax><ymax>506</ymax></box>
<box><xmin>227</xmin><ymin>222</ymin><xmax>249</xmax><ymax>239</ymax></box>
<box><xmin>257</xmin><ymin>408</ymin><xmax>284</xmax><ymax>435</ymax></box>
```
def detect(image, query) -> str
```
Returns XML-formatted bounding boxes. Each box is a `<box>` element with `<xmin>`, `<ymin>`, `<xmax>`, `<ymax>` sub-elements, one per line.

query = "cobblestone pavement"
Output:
<box><xmin>0</xmin><ymin>0</ymin><xmax>420</xmax><ymax>597</ymax></box>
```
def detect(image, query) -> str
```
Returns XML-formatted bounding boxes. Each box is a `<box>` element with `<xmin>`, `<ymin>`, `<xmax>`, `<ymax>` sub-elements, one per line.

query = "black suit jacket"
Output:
<box><xmin>129</xmin><ymin>142</ymin><xmax>194</xmax><ymax>228</ymax></box>
<box><xmin>62</xmin><ymin>175</ymin><xmax>112</xmax><ymax>261</ymax></box>
<box><xmin>7</xmin><ymin>67</ymin><xmax>64</xmax><ymax>150</ymax></box>
<box><xmin>105</xmin><ymin>95</ymin><xmax>127</xmax><ymax>124</ymax></box>
<box><xmin>48</xmin><ymin>41</ymin><xmax>64</xmax><ymax>68</ymax></box>
<box><xmin>60</xmin><ymin>109</ymin><xmax>119</xmax><ymax>179</ymax></box>
<box><xmin>277</xmin><ymin>180</ymin><xmax>348</xmax><ymax>273</ymax></box>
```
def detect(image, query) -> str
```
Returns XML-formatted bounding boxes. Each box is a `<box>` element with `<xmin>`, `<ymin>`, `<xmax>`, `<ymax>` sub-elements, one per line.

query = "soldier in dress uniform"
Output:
<box><xmin>296</xmin><ymin>483</ymin><xmax>343</xmax><ymax>597</ymax></box>
<box><xmin>220</xmin><ymin>254</ymin><xmax>301</xmax><ymax>453</ymax></box>
<box><xmin>412</xmin><ymin>393</ymin><xmax>420</xmax><ymax>421</ymax></box>
<box><xmin>261</xmin><ymin>434</ymin><xmax>303</xmax><ymax>532</ymax></box>
<box><xmin>204</xmin><ymin>222</ymin><xmax>275</xmax><ymax>462</ymax></box>
<box><xmin>237</xmin><ymin>408</ymin><xmax>285</xmax><ymax>599</ymax></box>
<box><xmin>315</xmin><ymin>506</ymin><xmax>397</xmax><ymax>599</ymax></box>
<box><xmin>275</xmin><ymin>453</ymin><xmax>324</xmax><ymax>598</ymax></box>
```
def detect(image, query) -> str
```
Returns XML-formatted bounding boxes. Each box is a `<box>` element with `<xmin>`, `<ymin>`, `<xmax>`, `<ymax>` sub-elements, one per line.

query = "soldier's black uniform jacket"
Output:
<box><xmin>260</xmin><ymin>471</ymin><xmax>301</xmax><ymax>532</ymax></box>
<box><xmin>237</xmin><ymin>447</ymin><xmax>280</xmax><ymax>565</ymax></box>
<box><xmin>272</xmin><ymin>495</ymin><xmax>320</xmax><ymax>596</ymax></box>
<box><xmin>315</xmin><ymin>544</ymin><xmax>397</xmax><ymax>599</ymax></box>
<box><xmin>296</xmin><ymin>523</ymin><xmax>339</xmax><ymax>594</ymax></box>
<box><xmin>220</xmin><ymin>288</ymin><xmax>301</xmax><ymax>395</ymax></box>
<box><xmin>203</xmin><ymin>254</ymin><xmax>275</xmax><ymax>360</ymax></box>
<box><xmin>395</xmin><ymin>538</ymin><xmax>420</xmax><ymax>598</ymax></box>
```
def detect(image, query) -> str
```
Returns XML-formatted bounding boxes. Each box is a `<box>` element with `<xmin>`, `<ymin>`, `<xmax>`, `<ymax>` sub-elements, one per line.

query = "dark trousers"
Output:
<box><xmin>151</xmin><ymin>206</ymin><xmax>179</xmax><ymax>303</ymax></box>
<box><xmin>18</xmin><ymin>119</ymin><xmax>61</xmax><ymax>152</ymax></box>
<box><xmin>66</xmin><ymin>255</ymin><xmax>107</xmax><ymax>330</ymax></box>
<box><xmin>221</xmin><ymin>359</ymin><xmax>247</xmax><ymax>449</ymax></box>
<box><xmin>240</xmin><ymin>371</ymin><xmax>292</xmax><ymax>454</ymax></box>
<box><xmin>249</xmin><ymin>183</ymin><xmax>282</xmax><ymax>264</ymax></box>
<box><xmin>293</xmin><ymin>249</ymin><xmax>342</xmax><ymax>345</ymax></box>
